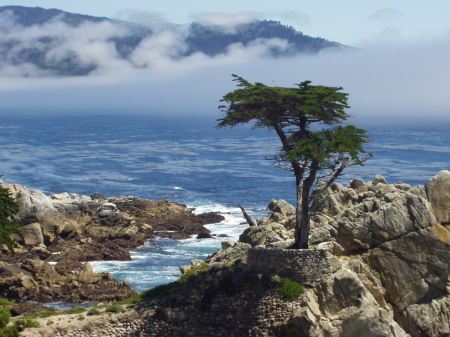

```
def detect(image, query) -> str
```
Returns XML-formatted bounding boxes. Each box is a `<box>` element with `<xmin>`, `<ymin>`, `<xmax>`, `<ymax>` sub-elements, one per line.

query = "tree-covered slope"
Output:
<box><xmin>0</xmin><ymin>6</ymin><xmax>345</xmax><ymax>76</ymax></box>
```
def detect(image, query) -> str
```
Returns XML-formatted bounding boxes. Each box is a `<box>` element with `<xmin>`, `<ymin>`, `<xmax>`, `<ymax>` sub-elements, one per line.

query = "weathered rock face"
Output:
<box><xmin>239</xmin><ymin>222</ymin><xmax>294</xmax><ymax>246</ymax></box>
<box><xmin>289</xmin><ymin>173</ymin><xmax>449</xmax><ymax>337</ymax></box>
<box><xmin>1</xmin><ymin>183</ymin><xmax>224</xmax><ymax>303</ymax></box>
<box><xmin>0</xmin><ymin>258</ymin><xmax>135</xmax><ymax>303</ymax></box>
<box><xmin>425</xmin><ymin>170</ymin><xmax>450</xmax><ymax>225</ymax></box>
<box><xmin>151</xmin><ymin>172</ymin><xmax>449</xmax><ymax>337</ymax></box>
<box><xmin>19</xmin><ymin>223</ymin><xmax>44</xmax><ymax>246</ymax></box>
<box><xmin>7</xmin><ymin>184</ymin><xmax>224</xmax><ymax>253</ymax></box>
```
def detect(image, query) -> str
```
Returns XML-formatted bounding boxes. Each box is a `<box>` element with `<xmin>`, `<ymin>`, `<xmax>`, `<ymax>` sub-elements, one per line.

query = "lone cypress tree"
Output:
<box><xmin>0</xmin><ymin>181</ymin><xmax>19</xmax><ymax>252</ymax></box>
<box><xmin>218</xmin><ymin>75</ymin><xmax>370</xmax><ymax>249</ymax></box>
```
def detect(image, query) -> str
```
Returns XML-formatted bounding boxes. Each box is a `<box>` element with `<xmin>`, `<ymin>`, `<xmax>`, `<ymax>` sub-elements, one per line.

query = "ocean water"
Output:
<box><xmin>0</xmin><ymin>114</ymin><xmax>449</xmax><ymax>293</ymax></box>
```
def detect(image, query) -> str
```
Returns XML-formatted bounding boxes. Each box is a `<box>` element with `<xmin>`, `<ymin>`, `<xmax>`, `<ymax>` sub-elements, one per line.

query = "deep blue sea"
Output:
<box><xmin>0</xmin><ymin>114</ymin><xmax>449</xmax><ymax>294</ymax></box>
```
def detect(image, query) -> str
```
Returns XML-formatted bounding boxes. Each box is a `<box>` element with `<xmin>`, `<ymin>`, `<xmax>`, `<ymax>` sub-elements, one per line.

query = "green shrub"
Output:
<box><xmin>13</xmin><ymin>319</ymin><xmax>40</xmax><ymax>330</ymax></box>
<box><xmin>64</xmin><ymin>306</ymin><xmax>86</xmax><ymax>315</ymax></box>
<box><xmin>46</xmin><ymin>320</ymin><xmax>54</xmax><ymax>326</ymax></box>
<box><xmin>77</xmin><ymin>315</ymin><xmax>85</xmax><ymax>321</ymax></box>
<box><xmin>0</xmin><ymin>326</ymin><xmax>19</xmax><ymax>337</ymax></box>
<box><xmin>0</xmin><ymin>299</ymin><xmax>14</xmax><ymax>307</ymax></box>
<box><xmin>24</xmin><ymin>310</ymin><xmax>60</xmax><ymax>319</ymax></box>
<box><xmin>0</xmin><ymin>308</ymin><xmax>11</xmax><ymax>329</ymax></box>
<box><xmin>271</xmin><ymin>275</ymin><xmax>281</xmax><ymax>284</ymax></box>
<box><xmin>87</xmin><ymin>308</ymin><xmax>101</xmax><ymax>316</ymax></box>
<box><xmin>277</xmin><ymin>278</ymin><xmax>304</xmax><ymax>301</ymax></box>
<box><xmin>116</xmin><ymin>294</ymin><xmax>142</xmax><ymax>305</ymax></box>
<box><xmin>105</xmin><ymin>304</ymin><xmax>122</xmax><ymax>313</ymax></box>
<box><xmin>141</xmin><ymin>282</ymin><xmax>179</xmax><ymax>302</ymax></box>
<box><xmin>178</xmin><ymin>263</ymin><xmax>208</xmax><ymax>284</ymax></box>
<box><xmin>0</xmin><ymin>307</ymin><xmax>19</xmax><ymax>337</ymax></box>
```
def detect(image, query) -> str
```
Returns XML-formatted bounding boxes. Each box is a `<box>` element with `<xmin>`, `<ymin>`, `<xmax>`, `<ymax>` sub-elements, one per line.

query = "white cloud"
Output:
<box><xmin>0</xmin><ymin>12</ymin><xmax>295</xmax><ymax>78</ymax></box>
<box><xmin>191</xmin><ymin>12</ymin><xmax>258</xmax><ymax>33</ymax></box>
<box><xmin>0</xmin><ymin>11</ymin><xmax>449</xmax><ymax>121</ymax></box>
<box><xmin>115</xmin><ymin>9</ymin><xmax>168</xmax><ymax>27</ymax></box>
<box><xmin>369</xmin><ymin>8</ymin><xmax>405</xmax><ymax>21</ymax></box>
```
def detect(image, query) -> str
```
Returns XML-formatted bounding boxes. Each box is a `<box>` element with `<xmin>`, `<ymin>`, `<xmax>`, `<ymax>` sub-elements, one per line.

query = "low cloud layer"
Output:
<box><xmin>369</xmin><ymin>8</ymin><xmax>405</xmax><ymax>22</ymax></box>
<box><xmin>0</xmin><ymin>10</ymin><xmax>448</xmax><ymax>121</ymax></box>
<box><xmin>0</xmin><ymin>10</ymin><xmax>292</xmax><ymax>77</ymax></box>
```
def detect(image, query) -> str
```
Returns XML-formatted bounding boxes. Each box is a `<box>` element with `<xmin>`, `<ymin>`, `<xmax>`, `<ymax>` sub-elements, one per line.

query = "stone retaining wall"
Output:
<box><xmin>247</xmin><ymin>248</ymin><xmax>332</xmax><ymax>286</ymax></box>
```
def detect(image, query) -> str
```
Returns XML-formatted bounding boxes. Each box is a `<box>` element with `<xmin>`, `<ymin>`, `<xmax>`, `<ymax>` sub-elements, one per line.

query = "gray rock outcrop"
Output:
<box><xmin>1</xmin><ymin>183</ymin><xmax>224</xmax><ymax>303</ymax></box>
<box><xmin>167</xmin><ymin>171</ymin><xmax>449</xmax><ymax>337</ymax></box>
<box><xmin>425</xmin><ymin>169</ymin><xmax>450</xmax><ymax>225</ymax></box>
<box><xmin>15</xmin><ymin>171</ymin><xmax>450</xmax><ymax>337</ymax></box>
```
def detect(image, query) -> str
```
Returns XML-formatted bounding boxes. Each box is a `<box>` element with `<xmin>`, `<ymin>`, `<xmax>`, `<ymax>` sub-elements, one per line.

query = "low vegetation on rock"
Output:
<box><xmin>273</xmin><ymin>277</ymin><xmax>304</xmax><ymax>301</ymax></box>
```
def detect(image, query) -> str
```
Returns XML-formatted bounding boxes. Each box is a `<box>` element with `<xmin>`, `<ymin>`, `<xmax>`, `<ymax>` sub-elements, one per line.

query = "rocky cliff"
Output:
<box><xmin>11</xmin><ymin>171</ymin><xmax>450</xmax><ymax>337</ymax></box>
<box><xmin>140</xmin><ymin>170</ymin><xmax>449</xmax><ymax>337</ymax></box>
<box><xmin>0</xmin><ymin>183</ymin><xmax>224</xmax><ymax>303</ymax></box>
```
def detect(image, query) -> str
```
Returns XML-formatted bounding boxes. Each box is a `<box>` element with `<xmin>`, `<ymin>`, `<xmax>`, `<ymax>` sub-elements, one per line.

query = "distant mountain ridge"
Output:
<box><xmin>0</xmin><ymin>5</ymin><xmax>112</xmax><ymax>26</ymax></box>
<box><xmin>0</xmin><ymin>6</ymin><xmax>345</xmax><ymax>76</ymax></box>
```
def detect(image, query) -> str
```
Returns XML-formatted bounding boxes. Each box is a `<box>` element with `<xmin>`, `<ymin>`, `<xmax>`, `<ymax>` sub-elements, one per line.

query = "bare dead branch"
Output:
<box><xmin>239</xmin><ymin>204</ymin><xmax>257</xmax><ymax>227</ymax></box>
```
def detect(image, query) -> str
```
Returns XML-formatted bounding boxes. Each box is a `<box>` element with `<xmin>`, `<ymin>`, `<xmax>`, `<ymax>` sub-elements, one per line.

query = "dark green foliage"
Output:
<box><xmin>0</xmin><ymin>327</ymin><xmax>19</xmax><ymax>337</ymax></box>
<box><xmin>0</xmin><ymin>183</ymin><xmax>19</xmax><ymax>252</ymax></box>
<box><xmin>218</xmin><ymin>75</ymin><xmax>370</xmax><ymax>248</ymax></box>
<box><xmin>178</xmin><ymin>263</ymin><xmax>209</xmax><ymax>284</ymax></box>
<box><xmin>23</xmin><ymin>310</ymin><xmax>60</xmax><ymax>319</ymax></box>
<box><xmin>0</xmin><ymin>308</ymin><xmax>10</xmax><ymax>329</ymax></box>
<box><xmin>105</xmin><ymin>304</ymin><xmax>122</xmax><ymax>313</ymax></box>
<box><xmin>116</xmin><ymin>294</ymin><xmax>142</xmax><ymax>305</ymax></box>
<box><xmin>11</xmin><ymin>319</ymin><xmax>39</xmax><ymax>330</ymax></box>
<box><xmin>0</xmin><ymin>307</ymin><xmax>19</xmax><ymax>337</ymax></box>
<box><xmin>186</xmin><ymin>20</ymin><xmax>342</xmax><ymax>57</ymax></box>
<box><xmin>87</xmin><ymin>308</ymin><xmax>101</xmax><ymax>316</ymax></box>
<box><xmin>0</xmin><ymin>299</ymin><xmax>13</xmax><ymax>308</ymax></box>
<box><xmin>63</xmin><ymin>306</ymin><xmax>86</xmax><ymax>315</ymax></box>
<box><xmin>276</xmin><ymin>278</ymin><xmax>304</xmax><ymax>301</ymax></box>
<box><xmin>141</xmin><ymin>282</ymin><xmax>180</xmax><ymax>302</ymax></box>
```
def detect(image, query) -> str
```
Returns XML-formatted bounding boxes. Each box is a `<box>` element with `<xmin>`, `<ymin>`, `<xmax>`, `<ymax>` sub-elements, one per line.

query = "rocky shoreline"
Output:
<box><xmin>5</xmin><ymin>170</ymin><xmax>450</xmax><ymax>337</ymax></box>
<box><xmin>0</xmin><ymin>183</ymin><xmax>224</xmax><ymax>303</ymax></box>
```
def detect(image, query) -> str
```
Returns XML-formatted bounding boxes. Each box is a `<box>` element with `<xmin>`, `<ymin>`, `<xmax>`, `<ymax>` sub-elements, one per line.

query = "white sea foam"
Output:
<box><xmin>91</xmin><ymin>200</ymin><xmax>263</xmax><ymax>293</ymax></box>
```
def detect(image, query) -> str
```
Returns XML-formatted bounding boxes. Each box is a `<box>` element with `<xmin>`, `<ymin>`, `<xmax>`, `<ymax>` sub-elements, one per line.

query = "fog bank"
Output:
<box><xmin>0</xmin><ymin>10</ymin><xmax>448</xmax><ymax>121</ymax></box>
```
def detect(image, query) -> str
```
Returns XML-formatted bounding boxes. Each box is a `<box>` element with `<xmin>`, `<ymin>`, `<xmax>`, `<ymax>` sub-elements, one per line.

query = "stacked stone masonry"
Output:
<box><xmin>247</xmin><ymin>248</ymin><xmax>332</xmax><ymax>286</ymax></box>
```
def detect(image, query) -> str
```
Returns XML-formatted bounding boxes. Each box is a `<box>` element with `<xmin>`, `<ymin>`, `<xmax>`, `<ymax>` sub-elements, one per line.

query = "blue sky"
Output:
<box><xmin>0</xmin><ymin>1</ymin><xmax>449</xmax><ymax>44</ymax></box>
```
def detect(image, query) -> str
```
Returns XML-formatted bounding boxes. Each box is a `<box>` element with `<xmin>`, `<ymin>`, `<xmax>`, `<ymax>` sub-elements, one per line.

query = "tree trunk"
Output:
<box><xmin>293</xmin><ymin>163</ymin><xmax>318</xmax><ymax>249</ymax></box>
<box><xmin>298</xmin><ymin>186</ymin><xmax>312</xmax><ymax>249</ymax></box>
<box><xmin>293</xmin><ymin>183</ymin><xmax>303</xmax><ymax>249</ymax></box>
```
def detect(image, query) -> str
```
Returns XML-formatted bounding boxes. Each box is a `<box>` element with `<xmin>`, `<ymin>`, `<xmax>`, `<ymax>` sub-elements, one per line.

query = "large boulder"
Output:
<box><xmin>282</xmin><ymin>267</ymin><xmax>410</xmax><ymax>337</ymax></box>
<box><xmin>19</xmin><ymin>223</ymin><xmax>44</xmax><ymax>246</ymax></box>
<box><xmin>425</xmin><ymin>170</ymin><xmax>450</xmax><ymax>224</ymax></box>
<box><xmin>239</xmin><ymin>222</ymin><xmax>294</xmax><ymax>246</ymax></box>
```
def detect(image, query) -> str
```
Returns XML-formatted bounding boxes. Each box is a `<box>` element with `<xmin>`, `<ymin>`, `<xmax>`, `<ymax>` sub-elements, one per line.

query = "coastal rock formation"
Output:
<box><xmin>141</xmin><ymin>172</ymin><xmax>449</xmax><ymax>337</ymax></box>
<box><xmin>0</xmin><ymin>184</ymin><xmax>224</xmax><ymax>303</ymax></box>
<box><xmin>0</xmin><ymin>258</ymin><xmax>134</xmax><ymax>303</ymax></box>
<box><xmin>425</xmin><ymin>170</ymin><xmax>450</xmax><ymax>225</ymax></box>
